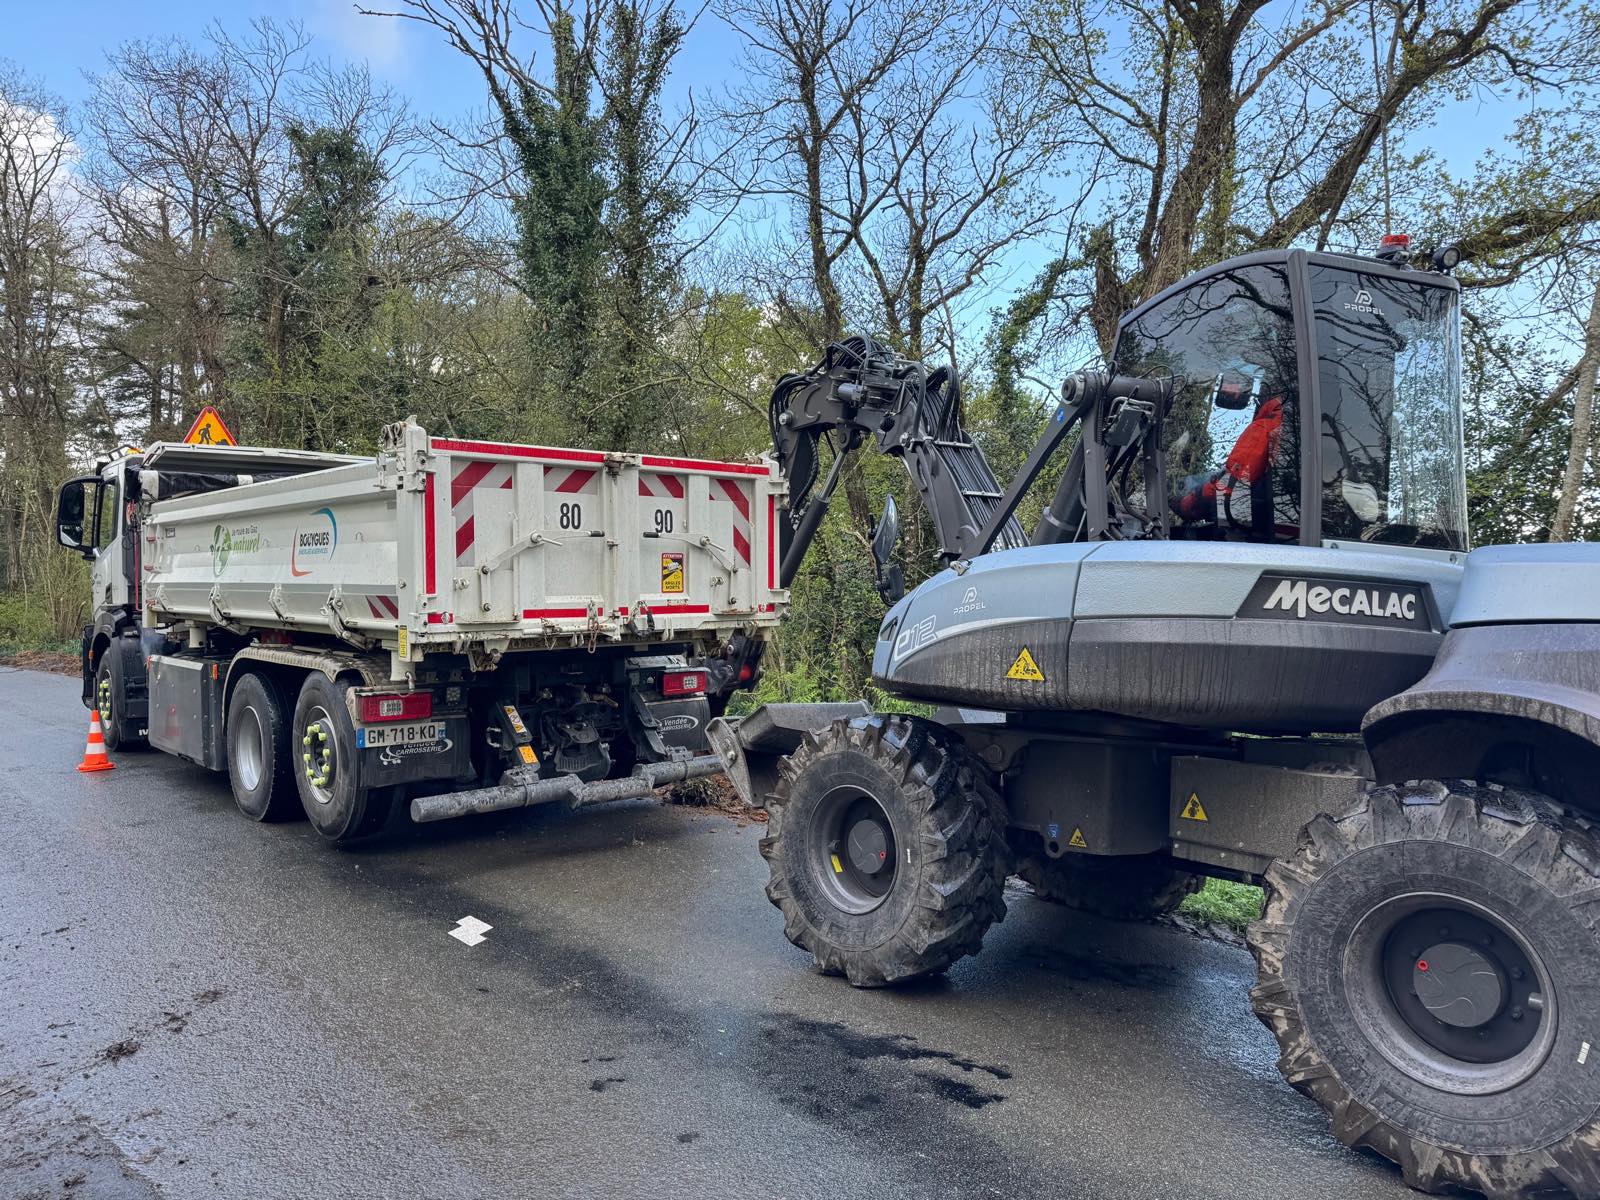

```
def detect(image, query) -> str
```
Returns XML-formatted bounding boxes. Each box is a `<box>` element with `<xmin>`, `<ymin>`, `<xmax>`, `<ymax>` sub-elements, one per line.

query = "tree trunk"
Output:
<box><xmin>1551</xmin><ymin>281</ymin><xmax>1600</xmax><ymax>542</ymax></box>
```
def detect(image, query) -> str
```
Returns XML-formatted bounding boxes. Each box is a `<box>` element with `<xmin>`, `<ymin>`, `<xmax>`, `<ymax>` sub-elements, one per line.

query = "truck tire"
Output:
<box><xmin>94</xmin><ymin>643</ymin><xmax>145</xmax><ymax>752</ymax></box>
<box><xmin>291</xmin><ymin>674</ymin><xmax>390</xmax><ymax>844</ymax></box>
<box><xmin>1249</xmin><ymin>780</ymin><xmax>1600</xmax><ymax>1198</ymax></box>
<box><xmin>1014</xmin><ymin>850</ymin><xmax>1202</xmax><ymax>920</ymax></box>
<box><xmin>226</xmin><ymin>673</ymin><xmax>300</xmax><ymax>822</ymax></box>
<box><xmin>760</xmin><ymin>714</ymin><xmax>1008</xmax><ymax>987</ymax></box>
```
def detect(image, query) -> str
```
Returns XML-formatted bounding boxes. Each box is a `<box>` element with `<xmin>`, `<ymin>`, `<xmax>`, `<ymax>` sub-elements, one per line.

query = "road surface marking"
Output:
<box><xmin>450</xmin><ymin>916</ymin><xmax>493</xmax><ymax>946</ymax></box>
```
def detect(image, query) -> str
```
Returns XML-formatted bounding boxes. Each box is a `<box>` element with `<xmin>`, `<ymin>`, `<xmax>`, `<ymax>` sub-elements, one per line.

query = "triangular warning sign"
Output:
<box><xmin>183</xmin><ymin>405</ymin><xmax>237</xmax><ymax>446</ymax></box>
<box><xmin>1006</xmin><ymin>647</ymin><xmax>1045</xmax><ymax>682</ymax></box>
<box><xmin>1180</xmin><ymin>793</ymin><xmax>1209</xmax><ymax>822</ymax></box>
<box><xmin>1068</xmin><ymin>827</ymin><xmax>1088</xmax><ymax>849</ymax></box>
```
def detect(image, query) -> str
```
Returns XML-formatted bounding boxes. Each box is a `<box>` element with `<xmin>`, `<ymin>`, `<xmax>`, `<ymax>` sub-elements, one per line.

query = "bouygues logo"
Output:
<box><xmin>291</xmin><ymin>507</ymin><xmax>339</xmax><ymax>577</ymax></box>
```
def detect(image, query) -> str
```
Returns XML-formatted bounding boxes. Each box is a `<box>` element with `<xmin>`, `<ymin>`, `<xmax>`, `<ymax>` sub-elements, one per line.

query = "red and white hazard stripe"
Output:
<box><xmin>711</xmin><ymin>478</ymin><xmax>752</xmax><ymax>566</ymax></box>
<box><xmin>450</xmin><ymin>459</ymin><xmax>513</xmax><ymax>563</ymax></box>
<box><xmin>638</xmin><ymin>472</ymin><xmax>685</xmax><ymax>499</ymax></box>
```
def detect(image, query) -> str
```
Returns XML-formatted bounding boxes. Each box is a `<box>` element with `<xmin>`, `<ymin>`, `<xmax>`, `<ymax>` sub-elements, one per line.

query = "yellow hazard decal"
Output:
<box><xmin>182</xmin><ymin>404</ymin><xmax>237</xmax><ymax>446</ymax></box>
<box><xmin>397</xmin><ymin>625</ymin><xmax>408</xmax><ymax>658</ymax></box>
<box><xmin>1181</xmin><ymin>792</ymin><xmax>1209</xmax><ymax>822</ymax></box>
<box><xmin>1006</xmin><ymin>647</ymin><xmax>1045</xmax><ymax>682</ymax></box>
<box><xmin>518</xmin><ymin>744</ymin><xmax>539</xmax><ymax>765</ymax></box>
<box><xmin>1068</xmin><ymin>827</ymin><xmax>1088</xmax><ymax>849</ymax></box>
<box><xmin>661</xmin><ymin>551</ymin><xmax>685</xmax><ymax>594</ymax></box>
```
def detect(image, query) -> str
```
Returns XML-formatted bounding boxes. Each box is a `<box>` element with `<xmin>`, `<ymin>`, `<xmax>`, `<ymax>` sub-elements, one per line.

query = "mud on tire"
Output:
<box><xmin>1249</xmin><ymin>780</ymin><xmax>1600</xmax><ymax>1198</ymax></box>
<box><xmin>760</xmin><ymin>714</ymin><xmax>1010</xmax><ymax>987</ymax></box>
<box><xmin>1015</xmin><ymin>849</ymin><xmax>1201</xmax><ymax>920</ymax></box>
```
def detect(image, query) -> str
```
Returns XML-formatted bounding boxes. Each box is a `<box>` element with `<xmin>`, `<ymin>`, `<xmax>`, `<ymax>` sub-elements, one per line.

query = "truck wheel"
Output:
<box><xmin>1249</xmin><ymin>780</ymin><xmax>1600</xmax><ymax>1198</ymax></box>
<box><xmin>226</xmin><ymin>673</ymin><xmax>300</xmax><ymax>822</ymax></box>
<box><xmin>292</xmin><ymin>674</ymin><xmax>390</xmax><ymax>844</ymax></box>
<box><xmin>94</xmin><ymin>645</ymin><xmax>145</xmax><ymax>751</ymax></box>
<box><xmin>760</xmin><ymin>714</ymin><xmax>1009</xmax><ymax>987</ymax></box>
<box><xmin>1014</xmin><ymin>850</ymin><xmax>1201</xmax><ymax>919</ymax></box>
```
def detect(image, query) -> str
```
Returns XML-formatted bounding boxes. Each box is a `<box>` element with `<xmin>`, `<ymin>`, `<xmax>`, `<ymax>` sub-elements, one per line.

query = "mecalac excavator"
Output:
<box><xmin>706</xmin><ymin>236</ymin><xmax>1600</xmax><ymax>1198</ymax></box>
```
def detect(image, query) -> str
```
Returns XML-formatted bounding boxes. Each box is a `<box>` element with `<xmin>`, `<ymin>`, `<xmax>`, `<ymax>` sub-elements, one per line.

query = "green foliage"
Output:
<box><xmin>1177</xmin><ymin>878</ymin><xmax>1263</xmax><ymax>937</ymax></box>
<box><xmin>0</xmin><ymin>589</ymin><xmax>79</xmax><ymax>653</ymax></box>
<box><xmin>225</xmin><ymin>123</ymin><xmax>388</xmax><ymax>450</ymax></box>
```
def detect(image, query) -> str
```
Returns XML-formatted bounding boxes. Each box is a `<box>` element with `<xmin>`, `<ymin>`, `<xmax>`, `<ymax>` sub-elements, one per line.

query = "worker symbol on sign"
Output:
<box><xmin>1181</xmin><ymin>792</ymin><xmax>1209</xmax><ymax>822</ymax></box>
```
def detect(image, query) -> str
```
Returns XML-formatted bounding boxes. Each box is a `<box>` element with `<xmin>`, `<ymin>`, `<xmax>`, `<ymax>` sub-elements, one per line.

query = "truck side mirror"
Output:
<box><xmin>870</xmin><ymin>495</ymin><xmax>905</xmax><ymax>603</ymax></box>
<box><xmin>56</xmin><ymin>476</ymin><xmax>99</xmax><ymax>558</ymax></box>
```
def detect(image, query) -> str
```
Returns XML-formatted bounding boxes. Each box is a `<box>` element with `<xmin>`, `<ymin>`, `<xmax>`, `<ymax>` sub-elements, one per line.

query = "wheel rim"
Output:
<box><xmin>812</xmin><ymin>785</ymin><xmax>898</xmax><ymax>914</ymax></box>
<box><xmin>300</xmin><ymin>707</ymin><xmax>338</xmax><ymax>806</ymax></box>
<box><xmin>97</xmin><ymin>674</ymin><xmax>113</xmax><ymax>726</ymax></box>
<box><xmin>1344</xmin><ymin>891</ymin><xmax>1558</xmax><ymax>1095</ymax></box>
<box><xmin>235</xmin><ymin>704</ymin><xmax>265</xmax><ymax>793</ymax></box>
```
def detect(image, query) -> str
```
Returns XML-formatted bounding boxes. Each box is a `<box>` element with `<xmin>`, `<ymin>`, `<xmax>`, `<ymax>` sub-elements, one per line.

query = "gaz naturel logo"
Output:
<box><xmin>291</xmin><ymin>507</ymin><xmax>338</xmax><ymax>577</ymax></box>
<box><xmin>210</xmin><ymin>522</ymin><xmax>260</xmax><ymax>577</ymax></box>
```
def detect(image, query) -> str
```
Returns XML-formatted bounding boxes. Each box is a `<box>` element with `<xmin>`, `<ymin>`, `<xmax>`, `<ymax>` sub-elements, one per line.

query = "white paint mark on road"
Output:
<box><xmin>449</xmin><ymin>915</ymin><xmax>492</xmax><ymax>947</ymax></box>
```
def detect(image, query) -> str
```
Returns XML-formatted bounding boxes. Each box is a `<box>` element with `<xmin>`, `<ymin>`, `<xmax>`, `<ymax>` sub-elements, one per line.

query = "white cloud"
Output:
<box><xmin>308</xmin><ymin>0</ymin><xmax>410</xmax><ymax>75</ymax></box>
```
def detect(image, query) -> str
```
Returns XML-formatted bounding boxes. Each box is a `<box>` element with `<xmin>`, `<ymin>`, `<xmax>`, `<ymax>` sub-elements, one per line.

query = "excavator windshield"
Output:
<box><xmin>1310</xmin><ymin>264</ymin><xmax>1467</xmax><ymax>551</ymax></box>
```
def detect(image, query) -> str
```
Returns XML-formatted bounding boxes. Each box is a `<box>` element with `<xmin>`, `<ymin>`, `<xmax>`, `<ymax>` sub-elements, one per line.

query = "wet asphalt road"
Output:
<box><xmin>0</xmin><ymin>668</ymin><xmax>1416</xmax><ymax>1200</ymax></box>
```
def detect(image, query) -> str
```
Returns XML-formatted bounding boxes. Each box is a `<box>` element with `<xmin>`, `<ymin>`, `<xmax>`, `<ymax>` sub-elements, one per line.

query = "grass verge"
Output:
<box><xmin>1176</xmin><ymin>878</ymin><xmax>1263</xmax><ymax>938</ymax></box>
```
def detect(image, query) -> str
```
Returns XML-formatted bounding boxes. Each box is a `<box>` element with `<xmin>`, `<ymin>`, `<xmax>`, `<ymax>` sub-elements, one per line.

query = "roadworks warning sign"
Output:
<box><xmin>183</xmin><ymin>405</ymin><xmax>237</xmax><ymax>446</ymax></box>
<box><xmin>1006</xmin><ymin>647</ymin><xmax>1045</xmax><ymax>682</ymax></box>
<box><xmin>1180</xmin><ymin>793</ymin><xmax>1209</xmax><ymax>822</ymax></box>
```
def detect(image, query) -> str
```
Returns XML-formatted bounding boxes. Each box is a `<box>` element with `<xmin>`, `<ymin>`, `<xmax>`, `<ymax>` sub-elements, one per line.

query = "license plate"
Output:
<box><xmin>357</xmin><ymin>721</ymin><xmax>444</xmax><ymax>749</ymax></box>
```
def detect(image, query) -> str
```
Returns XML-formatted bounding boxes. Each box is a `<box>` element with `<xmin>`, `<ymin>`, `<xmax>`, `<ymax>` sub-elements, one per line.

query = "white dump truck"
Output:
<box><xmin>55</xmin><ymin>419</ymin><xmax>786</xmax><ymax>841</ymax></box>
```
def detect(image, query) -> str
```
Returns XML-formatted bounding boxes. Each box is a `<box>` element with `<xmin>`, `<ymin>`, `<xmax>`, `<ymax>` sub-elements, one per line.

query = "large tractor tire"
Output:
<box><xmin>1249</xmin><ymin>780</ymin><xmax>1600</xmax><ymax>1198</ymax></box>
<box><xmin>1015</xmin><ymin>849</ymin><xmax>1202</xmax><ymax>920</ymax></box>
<box><xmin>760</xmin><ymin>714</ymin><xmax>1009</xmax><ymax>987</ymax></box>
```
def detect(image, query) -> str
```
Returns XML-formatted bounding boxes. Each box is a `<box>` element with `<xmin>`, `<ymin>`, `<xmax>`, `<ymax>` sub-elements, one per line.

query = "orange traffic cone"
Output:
<box><xmin>77</xmin><ymin>710</ymin><xmax>116</xmax><ymax>773</ymax></box>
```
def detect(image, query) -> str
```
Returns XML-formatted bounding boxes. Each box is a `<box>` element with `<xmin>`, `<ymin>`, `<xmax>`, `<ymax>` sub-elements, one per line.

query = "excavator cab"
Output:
<box><xmin>1109</xmin><ymin>248</ymin><xmax>1467</xmax><ymax>552</ymax></box>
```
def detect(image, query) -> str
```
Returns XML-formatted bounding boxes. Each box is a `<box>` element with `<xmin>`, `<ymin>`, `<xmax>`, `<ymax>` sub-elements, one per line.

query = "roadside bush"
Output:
<box><xmin>0</xmin><ymin>590</ymin><xmax>79</xmax><ymax>653</ymax></box>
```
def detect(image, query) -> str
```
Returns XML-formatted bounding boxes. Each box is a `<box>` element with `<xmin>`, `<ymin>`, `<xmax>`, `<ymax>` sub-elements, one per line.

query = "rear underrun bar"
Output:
<box><xmin>408</xmin><ymin>754</ymin><xmax>727</xmax><ymax>823</ymax></box>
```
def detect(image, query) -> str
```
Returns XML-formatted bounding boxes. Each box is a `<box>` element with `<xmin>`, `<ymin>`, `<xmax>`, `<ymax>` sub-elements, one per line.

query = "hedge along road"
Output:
<box><xmin>0</xmin><ymin>668</ymin><xmax>1413</xmax><ymax>1200</ymax></box>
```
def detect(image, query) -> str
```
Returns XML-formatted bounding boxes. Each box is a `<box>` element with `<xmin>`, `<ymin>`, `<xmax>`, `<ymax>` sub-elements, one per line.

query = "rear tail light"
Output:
<box><xmin>662</xmin><ymin>670</ymin><xmax>706</xmax><ymax>697</ymax></box>
<box><xmin>360</xmin><ymin>692</ymin><xmax>433</xmax><ymax>722</ymax></box>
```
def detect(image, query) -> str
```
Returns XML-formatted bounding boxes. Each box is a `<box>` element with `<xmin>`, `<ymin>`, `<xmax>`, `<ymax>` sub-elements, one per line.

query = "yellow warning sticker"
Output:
<box><xmin>397</xmin><ymin>625</ymin><xmax>408</xmax><ymax>658</ymax></box>
<box><xmin>830</xmin><ymin>853</ymin><xmax>845</xmax><ymax>874</ymax></box>
<box><xmin>1181</xmin><ymin>793</ymin><xmax>1209</xmax><ymax>822</ymax></box>
<box><xmin>518</xmin><ymin>744</ymin><xmax>539</xmax><ymax>765</ymax></box>
<box><xmin>1005</xmin><ymin>647</ymin><xmax>1046</xmax><ymax>682</ymax></box>
<box><xmin>1068</xmin><ymin>827</ymin><xmax>1088</xmax><ymax>849</ymax></box>
<box><xmin>661</xmin><ymin>551</ymin><xmax>685</xmax><ymax>594</ymax></box>
<box><xmin>182</xmin><ymin>404</ymin><xmax>237</xmax><ymax>446</ymax></box>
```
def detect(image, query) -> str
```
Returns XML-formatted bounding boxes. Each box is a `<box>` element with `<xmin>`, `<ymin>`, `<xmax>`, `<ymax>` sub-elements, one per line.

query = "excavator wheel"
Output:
<box><xmin>1250</xmin><ymin>780</ymin><xmax>1600</xmax><ymax>1198</ymax></box>
<box><xmin>760</xmin><ymin>714</ymin><xmax>1009</xmax><ymax>987</ymax></box>
<box><xmin>1014</xmin><ymin>849</ymin><xmax>1201</xmax><ymax>920</ymax></box>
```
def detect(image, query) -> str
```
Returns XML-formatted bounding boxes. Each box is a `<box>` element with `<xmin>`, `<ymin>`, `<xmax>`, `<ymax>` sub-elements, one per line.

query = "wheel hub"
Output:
<box><xmin>301</xmin><ymin>715</ymin><xmax>337</xmax><ymax>800</ymax></box>
<box><xmin>1347</xmin><ymin>892</ymin><xmax>1557</xmax><ymax>1094</ymax></box>
<box><xmin>846</xmin><ymin>817</ymin><xmax>890</xmax><ymax>876</ymax></box>
<box><xmin>1413</xmin><ymin>941</ymin><xmax>1505</xmax><ymax>1028</ymax></box>
<box><xmin>813</xmin><ymin>787</ymin><xmax>899</xmax><ymax>914</ymax></box>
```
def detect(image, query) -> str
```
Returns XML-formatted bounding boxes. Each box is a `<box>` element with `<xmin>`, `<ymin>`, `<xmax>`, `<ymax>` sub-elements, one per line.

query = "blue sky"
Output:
<box><xmin>5</xmin><ymin>0</ymin><xmax>741</xmax><ymax>136</ymax></box>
